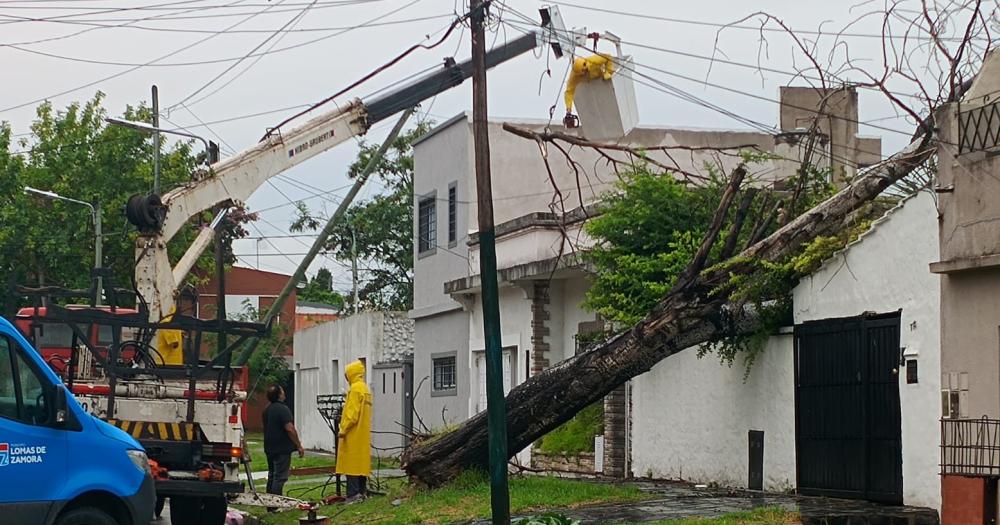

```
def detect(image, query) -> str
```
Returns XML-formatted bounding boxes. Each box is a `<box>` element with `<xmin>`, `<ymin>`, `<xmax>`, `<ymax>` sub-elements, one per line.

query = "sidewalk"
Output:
<box><xmin>474</xmin><ymin>480</ymin><xmax>939</xmax><ymax>525</ymax></box>
<box><xmin>244</xmin><ymin>468</ymin><xmax>405</xmax><ymax>481</ymax></box>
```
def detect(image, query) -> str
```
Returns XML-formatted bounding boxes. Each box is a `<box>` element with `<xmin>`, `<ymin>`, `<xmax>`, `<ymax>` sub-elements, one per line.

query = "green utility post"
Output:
<box><xmin>470</xmin><ymin>0</ymin><xmax>510</xmax><ymax>523</ymax></box>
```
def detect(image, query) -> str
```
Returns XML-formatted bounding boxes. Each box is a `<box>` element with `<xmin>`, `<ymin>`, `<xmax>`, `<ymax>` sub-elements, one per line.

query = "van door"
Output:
<box><xmin>0</xmin><ymin>334</ymin><xmax>69</xmax><ymax>510</ymax></box>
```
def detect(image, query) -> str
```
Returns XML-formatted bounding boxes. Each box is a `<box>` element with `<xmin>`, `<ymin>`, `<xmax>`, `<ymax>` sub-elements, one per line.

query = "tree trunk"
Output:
<box><xmin>402</xmin><ymin>132</ymin><xmax>935</xmax><ymax>487</ymax></box>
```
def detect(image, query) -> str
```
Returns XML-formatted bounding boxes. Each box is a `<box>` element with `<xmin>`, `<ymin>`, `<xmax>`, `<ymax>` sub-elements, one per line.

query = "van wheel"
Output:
<box><xmin>201</xmin><ymin>496</ymin><xmax>228</xmax><ymax>525</ymax></box>
<box><xmin>56</xmin><ymin>507</ymin><xmax>118</xmax><ymax>525</ymax></box>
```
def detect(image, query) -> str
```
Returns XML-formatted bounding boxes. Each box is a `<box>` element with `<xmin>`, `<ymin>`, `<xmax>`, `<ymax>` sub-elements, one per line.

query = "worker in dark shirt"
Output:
<box><xmin>262</xmin><ymin>385</ymin><xmax>304</xmax><ymax>506</ymax></box>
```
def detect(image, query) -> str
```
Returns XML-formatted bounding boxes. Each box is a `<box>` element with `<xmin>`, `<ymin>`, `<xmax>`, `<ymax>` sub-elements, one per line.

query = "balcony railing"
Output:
<box><xmin>941</xmin><ymin>417</ymin><xmax>1000</xmax><ymax>476</ymax></box>
<box><xmin>959</xmin><ymin>99</ymin><xmax>1000</xmax><ymax>154</ymax></box>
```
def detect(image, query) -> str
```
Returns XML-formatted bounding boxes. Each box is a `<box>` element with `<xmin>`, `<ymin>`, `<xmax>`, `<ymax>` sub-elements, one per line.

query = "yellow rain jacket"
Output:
<box><xmin>156</xmin><ymin>309</ymin><xmax>184</xmax><ymax>365</ymax></box>
<box><xmin>335</xmin><ymin>360</ymin><xmax>372</xmax><ymax>477</ymax></box>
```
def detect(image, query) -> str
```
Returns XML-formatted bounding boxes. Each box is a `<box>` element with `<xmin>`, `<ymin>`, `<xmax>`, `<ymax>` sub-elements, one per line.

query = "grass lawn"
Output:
<box><xmin>244</xmin><ymin>432</ymin><xmax>400</xmax><ymax>472</ymax></box>
<box><xmin>242</xmin><ymin>471</ymin><xmax>649</xmax><ymax>525</ymax></box>
<box><xmin>644</xmin><ymin>508</ymin><xmax>799</xmax><ymax>525</ymax></box>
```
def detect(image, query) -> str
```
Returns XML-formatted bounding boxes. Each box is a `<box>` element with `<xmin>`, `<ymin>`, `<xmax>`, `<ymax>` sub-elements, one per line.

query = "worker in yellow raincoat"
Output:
<box><xmin>335</xmin><ymin>360</ymin><xmax>372</xmax><ymax>500</ymax></box>
<box><xmin>156</xmin><ymin>308</ymin><xmax>184</xmax><ymax>365</ymax></box>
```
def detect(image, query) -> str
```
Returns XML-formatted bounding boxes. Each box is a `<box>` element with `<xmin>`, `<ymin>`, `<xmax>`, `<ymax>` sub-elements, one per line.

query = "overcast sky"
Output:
<box><xmin>0</xmin><ymin>0</ymin><xmax>976</xmax><ymax>291</ymax></box>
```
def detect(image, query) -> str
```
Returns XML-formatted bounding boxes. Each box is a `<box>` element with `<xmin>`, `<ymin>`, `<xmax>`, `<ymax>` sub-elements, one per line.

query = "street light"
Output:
<box><xmin>105</xmin><ymin>117</ymin><xmax>220</xmax><ymax>192</ymax></box>
<box><xmin>24</xmin><ymin>186</ymin><xmax>104</xmax><ymax>305</ymax></box>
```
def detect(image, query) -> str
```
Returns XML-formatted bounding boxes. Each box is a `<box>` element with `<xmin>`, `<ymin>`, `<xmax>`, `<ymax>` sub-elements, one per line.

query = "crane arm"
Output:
<box><xmin>134</xmin><ymin>5</ymin><xmax>574</xmax><ymax>320</ymax></box>
<box><xmin>160</xmin><ymin>100</ymin><xmax>367</xmax><ymax>242</ymax></box>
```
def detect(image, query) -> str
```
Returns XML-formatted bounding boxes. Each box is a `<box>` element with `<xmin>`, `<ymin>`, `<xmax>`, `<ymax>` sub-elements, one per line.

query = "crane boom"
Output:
<box><xmin>133</xmin><ymin>7</ymin><xmax>572</xmax><ymax>320</ymax></box>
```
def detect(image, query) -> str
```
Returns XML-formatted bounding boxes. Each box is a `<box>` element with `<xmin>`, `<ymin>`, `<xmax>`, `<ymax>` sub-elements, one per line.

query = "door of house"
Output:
<box><xmin>794</xmin><ymin>312</ymin><xmax>903</xmax><ymax>505</ymax></box>
<box><xmin>476</xmin><ymin>349</ymin><xmax>512</xmax><ymax>414</ymax></box>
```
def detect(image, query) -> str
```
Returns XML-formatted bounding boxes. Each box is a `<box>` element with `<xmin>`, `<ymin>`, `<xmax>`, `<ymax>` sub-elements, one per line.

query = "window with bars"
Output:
<box><xmin>418</xmin><ymin>195</ymin><xmax>436</xmax><ymax>254</ymax></box>
<box><xmin>448</xmin><ymin>183</ymin><xmax>457</xmax><ymax>246</ymax></box>
<box><xmin>433</xmin><ymin>355</ymin><xmax>456</xmax><ymax>392</ymax></box>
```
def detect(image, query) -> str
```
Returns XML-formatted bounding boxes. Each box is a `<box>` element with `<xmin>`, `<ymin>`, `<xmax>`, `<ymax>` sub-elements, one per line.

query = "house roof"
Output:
<box><xmin>411</xmin><ymin>111</ymin><xmax>777</xmax><ymax>150</ymax></box>
<box><xmin>810</xmin><ymin>190</ymin><xmax>930</xmax><ymax>275</ymax></box>
<box><xmin>296</xmin><ymin>301</ymin><xmax>340</xmax><ymax>311</ymax></box>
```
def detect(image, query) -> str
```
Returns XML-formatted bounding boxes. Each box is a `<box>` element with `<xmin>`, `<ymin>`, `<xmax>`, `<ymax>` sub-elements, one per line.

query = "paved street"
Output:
<box><xmin>153</xmin><ymin>469</ymin><xmax>405</xmax><ymax>524</ymax></box>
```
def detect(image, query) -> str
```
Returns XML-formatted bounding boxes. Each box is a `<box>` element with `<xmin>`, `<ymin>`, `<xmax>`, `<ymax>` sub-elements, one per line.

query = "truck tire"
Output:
<box><xmin>55</xmin><ymin>507</ymin><xmax>118</xmax><ymax>525</ymax></box>
<box><xmin>169</xmin><ymin>495</ymin><xmax>228</xmax><ymax>525</ymax></box>
<box><xmin>168</xmin><ymin>496</ymin><xmax>200</xmax><ymax>525</ymax></box>
<box><xmin>201</xmin><ymin>496</ymin><xmax>228</xmax><ymax>525</ymax></box>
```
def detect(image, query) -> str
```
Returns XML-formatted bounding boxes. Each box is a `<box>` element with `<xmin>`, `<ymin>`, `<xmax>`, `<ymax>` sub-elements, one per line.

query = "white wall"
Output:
<box><xmin>630</xmin><ymin>191</ymin><xmax>940</xmax><ymax>509</ymax></box>
<box><xmin>293</xmin><ymin>312</ymin><xmax>413</xmax><ymax>453</ymax></box>
<box><xmin>793</xmin><ymin>190</ymin><xmax>940</xmax><ymax>510</ymax></box>
<box><xmin>631</xmin><ymin>336</ymin><xmax>796</xmax><ymax>491</ymax></box>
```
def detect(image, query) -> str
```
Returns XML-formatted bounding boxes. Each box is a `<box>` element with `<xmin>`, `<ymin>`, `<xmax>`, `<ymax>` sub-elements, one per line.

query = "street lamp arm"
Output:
<box><xmin>24</xmin><ymin>186</ymin><xmax>95</xmax><ymax>216</ymax></box>
<box><xmin>104</xmin><ymin>117</ymin><xmax>212</xmax><ymax>156</ymax></box>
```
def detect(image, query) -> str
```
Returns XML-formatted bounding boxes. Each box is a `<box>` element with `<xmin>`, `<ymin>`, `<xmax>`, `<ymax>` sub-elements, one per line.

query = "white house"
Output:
<box><xmin>292</xmin><ymin>311</ymin><xmax>414</xmax><ymax>455</ymax></box>
<box><xmin>631</xmin><ymin>190</ymin><xmax>941</xmax><ymax>510</ymax></box>
<box><xmin>410</xmin><ymin>86</ymin><xmax>889</xmax><ymax>479</ymax></box>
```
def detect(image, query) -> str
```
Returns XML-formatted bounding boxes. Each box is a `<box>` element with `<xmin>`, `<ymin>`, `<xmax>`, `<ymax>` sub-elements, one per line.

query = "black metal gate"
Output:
<box><xmin>795</xmin><ymin>312</ymin><xmax>903</xmax><ymax>504</ymax></box>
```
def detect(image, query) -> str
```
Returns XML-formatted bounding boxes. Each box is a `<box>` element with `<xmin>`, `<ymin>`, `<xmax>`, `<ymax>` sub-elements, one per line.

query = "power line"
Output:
<box><xmin>500</xmin><ymin>17</ymin><xmax>929</xmax><ymax>144</ymax></box>
<box><xmin>0</xmin><ymin>0</ymin><xmax>281</xmax><ymax>113</ymax></box>
<box><xmin>6</xmin><ymin>14</ymin><xmax>449</xmax><ymax>37</ymax></box>
<box><xmin>0</xmin><ymin>0</ymin><xmax>249</xmax><ymax>47</ymax></box>
<box><xmin>169</xmin><ymin>0</ymin><xmax>315</xmax><ymax>110</ymax></box>
<box><xmin>547</xmin><ymin>0</ymin><xmax>987</xmax><ymax>42</ymax></box>
<box><xmin>1</xmin><ymin>4</ymin><xmax>443</xmax><ymax>74</ymax></box>
<box><xmin>0</xmin><ymin>0</ymin><xmax>388</xmax><ymax>24</ymax></box>
<box><xmin>262</xmin><ymin>0</ymin><xmax>469</xmax><ymax>140</ymax></box>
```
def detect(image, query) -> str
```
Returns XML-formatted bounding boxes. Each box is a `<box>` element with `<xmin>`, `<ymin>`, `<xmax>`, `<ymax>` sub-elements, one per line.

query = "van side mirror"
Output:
<box><xmin>52</xmin><ymin>386</ymin><xmax>69</xmax><ymax>426</ymax></box>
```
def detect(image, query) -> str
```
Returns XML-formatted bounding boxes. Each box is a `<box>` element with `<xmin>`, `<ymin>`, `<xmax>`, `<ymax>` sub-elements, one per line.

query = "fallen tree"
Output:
<box><xmin>402</xmin><ymin>126</ymin><xmax>937</xmax><ymax>486</ymax></box>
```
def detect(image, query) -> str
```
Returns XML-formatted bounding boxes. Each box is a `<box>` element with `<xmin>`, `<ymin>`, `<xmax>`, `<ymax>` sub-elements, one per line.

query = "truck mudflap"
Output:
<box><xmin>155</xmin><ymin>479</ymin><xmax>244</xmax><ymax>497</ymax></box>
<box><xmin>229</xmin><ymin>491</ymin><xmax>304</xmax><ymax>510</ymax></box>
<box><xmin>106</xmin><ymin>418</ymin><xmax>201</xmax><ymax>441</ymax></box>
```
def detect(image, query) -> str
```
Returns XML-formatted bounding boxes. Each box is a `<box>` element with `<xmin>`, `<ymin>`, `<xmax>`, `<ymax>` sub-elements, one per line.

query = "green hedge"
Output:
<box><xmin>536</xmin><ymin>403</ymin><xmax>604</xmax><ymax>455</ymax></box>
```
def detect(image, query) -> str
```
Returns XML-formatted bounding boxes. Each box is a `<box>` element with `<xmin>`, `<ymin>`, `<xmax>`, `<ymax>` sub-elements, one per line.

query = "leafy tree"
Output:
<box><xmin>299</xmin><ymin>267</ymin><xmax>345</xmax><ymax>309</ymax></box>
<box><xmin>583</xmin><ymin>158</ymin><xmax>842</xmax><ymax>374</ymax></box>
<box><xmin>292</xmin><ymin>122</ymin><xmax>432</xmax><ymax>312</ymax></box>
<box><xmin>0</xmin><ymin>93</ymin><xmax>250</xmax><ymax>317</ymax></box>
<box><xmin>233</xmin><ymin>303</ymin><xmax>291</xmax><ymax>402</ymax></box>
<box><xmin>583</xmin><ymin>167</ymin><xmax>717</xmax><ymax>326</ymax></box>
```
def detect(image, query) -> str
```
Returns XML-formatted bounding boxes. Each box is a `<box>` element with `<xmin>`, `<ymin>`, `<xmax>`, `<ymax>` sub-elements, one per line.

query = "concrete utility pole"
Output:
<box><xmin>233</xmin><ymin>107</ymin><xmax>416</xmax><ymax>367</ymax></box>
<box><xmin>470</xmin><ymin>0</ymin><xmax>510</xmax><ymax>523</ymax></box>
<box><xmin>351</xmin><ymin>225</ymin><xmax>359</xmax><ymax>313</ymax></box>
<box><xmin>152</xmin><ymin>85</ymin><xmax>161</xmax><ymax>195</ymax></box>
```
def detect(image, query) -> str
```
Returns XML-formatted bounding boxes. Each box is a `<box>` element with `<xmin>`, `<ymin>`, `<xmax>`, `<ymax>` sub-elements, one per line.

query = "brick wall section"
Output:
<box><xmin>604</xmin><ymin>383</ymin><xmax>629</xmax><ymax>478</ymax></box>
<box><xmin>530</xmin><ymin>282</ymin><xmax>551</xmax><ymax>375</ymax></box>
<box><xmin>941</xmin><ymin>475</ymin><xmax>992</xmax><ymax>525</ymax></box>
<box><xmin>531</xmin><ymin>452</ymin><xmax>596</xmax><ymax>474</ymax></box>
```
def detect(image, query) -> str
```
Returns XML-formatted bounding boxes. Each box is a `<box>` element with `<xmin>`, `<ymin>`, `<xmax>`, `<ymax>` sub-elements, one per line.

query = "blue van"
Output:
<box><xmin>0</xmin><ymin>316</ymin><xmax>155</xmax><ymax>525</ymax></box>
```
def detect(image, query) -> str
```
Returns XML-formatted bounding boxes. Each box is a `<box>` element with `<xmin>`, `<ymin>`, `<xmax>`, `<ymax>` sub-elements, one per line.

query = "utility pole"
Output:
<box><xmin>471</xmin><ymin>1</ymin><xmax>510</xmax><ymax>523</ymax></box>
<box><xmin>233</xmin><ymin>107</ymin><xmax>415</xmax><ymax>367</ymax></box>
<box><xmin>351</xmin><ymin>225</ymin><xmax>359</xmax><ymax>314</ymax></box>
<box><xmin>94</xmin><ymin>200</ymin><xmax>103</xmax><ymax>306</ymax></box>
<box><xmin>152</xmin><ymin>85</ymin><xmax>161</xmax><ymax>195</ymax></box>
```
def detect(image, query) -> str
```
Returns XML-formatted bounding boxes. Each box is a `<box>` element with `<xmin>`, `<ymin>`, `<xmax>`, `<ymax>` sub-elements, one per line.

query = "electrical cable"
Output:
<box><xmin>261</xmin><ymin>0</ymin><xmax>489</xmax><ymax>141</ymax></box>
<box><xmin>169</xmin><ymin>0</ymin><xmax>315</xmax><ymax>110</ymax></box>
<box><xmin>0</xmin><ymin>0</ymin><xmax>284</xmax><ymax>113</ymax></box>
<box><xmin>499</xmin><ymin>16</ymin><xmax>939</xmax><ymax>149</ymax></box>
<box><xmin>547</xmin><ymin>0</ymin><xmax>987</xmax><ymax>42</ymax></box>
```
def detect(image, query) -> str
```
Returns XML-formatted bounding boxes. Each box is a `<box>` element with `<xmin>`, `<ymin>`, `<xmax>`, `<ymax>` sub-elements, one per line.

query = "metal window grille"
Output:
<box><xmin>448</xmin><ymin>186</ymin><xmax>457</xmax><ymax>244</ymax></box>
<box><xmin>941</xmin><ymin>417</ymin><xmax>1000</xmax><ymax>476</ymax></box>
<box><xmin>959</xmin><ymin>100</ymin><xmax>1000</xmax><ymax>154</ymax></box>
<box><xmin>433</xmin><ymin>356</ymin><xmax>456</xmax><ymax>391</ymax></box>
<box><xmin>418</xmin><ymin>197</ymin><xmax>436</xmax><ymax>253</ymax></box>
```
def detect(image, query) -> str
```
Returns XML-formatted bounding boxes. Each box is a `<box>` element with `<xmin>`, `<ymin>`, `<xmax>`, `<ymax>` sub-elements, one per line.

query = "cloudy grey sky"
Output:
<box><xmin>0</xmin><ymin>0</ymin><xmax>974</xmax><ymax>291</ymax></box>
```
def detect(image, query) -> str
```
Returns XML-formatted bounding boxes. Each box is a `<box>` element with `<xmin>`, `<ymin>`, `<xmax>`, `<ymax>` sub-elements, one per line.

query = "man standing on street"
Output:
<box><xmin>262</xmin><ymin>385</ymin><xmax>304</xmax><ymax>506</ymax></box>
<box><xmin>336</xmin><ymin>360</ymin><xmax>372</xmax><ymax>500</ymax></box>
